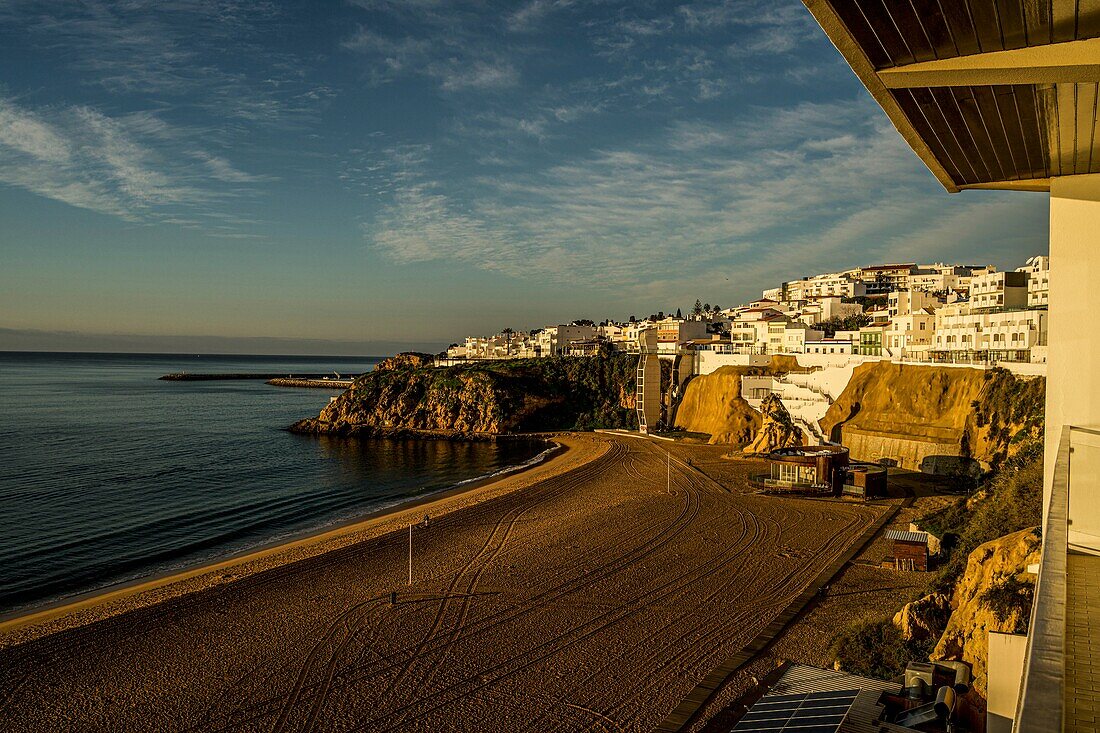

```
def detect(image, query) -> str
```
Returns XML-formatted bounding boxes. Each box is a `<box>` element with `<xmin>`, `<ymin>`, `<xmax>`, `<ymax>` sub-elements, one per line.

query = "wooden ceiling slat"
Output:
<box><xmin>934</xmin><ymin>0</ymin><xmax>982</xmax><ymax>55</ymax></box>
<box><xmin>950</xmin><ymin>87</ymin><xmax>1006</xmax><ymax>179</ymax></box>
<box><xmin>1051</xmin><ymin>83</ymin><xmax>1074</xmax><ymax>175</ymax></box>
<box><xmin>1076</xmin><ymin>0</ymin><xmax>1100</xmax><ymax>39</ymax></box>
<box><xmin>888</xmin><ymin>1</ymin><xmax>939</xmax><ymax>60</ymax></box>
<box><xmin>1007</xmin><ymin>84</ymin><xmax>1047</xmax><ymax>177</ymax></box>
<box><xmin>828</xmin><ymin>0</ymin><xmax>896</xmax><ymax>68</ymax></box>
<box><xmin>1075</xmin><ymin>82</ymin><xmax>1098</xmax><ymax>173</ymax></box>
<box><xmin>968</xmin><ymin>0</ymin><xmax>1010</xmax><ymax>52</ymax></box>
<box><xmin>1020</xmin><ymin>0</ymin><xmax>1052</xmax><ymax>46</ymax></box>
<box><xmin>1050</xmin><ymin>0</ymin><xmax>1078</xmax><ymax>42</ymax></box>
<box><xmin>911</xmin><ymin>87</ymin><xmax>985</xmax><ymax>183</ymax></box>
<box><xmin>994</xmin><ymin>0</ymin><xmax>1029</xmax><ymax>48</ymax></box>
<box><xmin>859</xmin><ymin>0</ymin><xmax>920</xmax><ymax>63</ymax></box>
<box><xmin>979</xmin><ymin>87</ymin><xmax>1022</xmax><ymax>177</ymax></box>
<box><xmin>910</xmin><ymin>0</ymin><xmax>961</xmax><ymax>57</ymax></box>
<box><xmin>893</xmin><ymin>89</ymin><xmax>971</xmax><ymax>182</ymax></box>
<box><xmin>1033</xmin><ymin>84</ymin><xmax>1059</xmax><ymax>176</ymax></box>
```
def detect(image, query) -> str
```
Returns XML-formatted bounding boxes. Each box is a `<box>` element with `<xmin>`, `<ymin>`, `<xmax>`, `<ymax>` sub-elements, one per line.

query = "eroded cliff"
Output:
<box><xmin>819</xmin><ymin>363</ymin><xmax>1044</xmax><ymax>472</ymax></box>
<box><xmin>672</xmin><ymin>357</ymin><xmax>809</xmax><ymax>445</ymax></box>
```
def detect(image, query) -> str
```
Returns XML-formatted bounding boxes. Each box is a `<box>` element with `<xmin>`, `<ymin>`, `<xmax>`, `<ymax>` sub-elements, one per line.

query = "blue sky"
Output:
<box><xmin>0</xmin><ymin>0</ymin><xmax>1048</xmax><ymax>354</ymax></box>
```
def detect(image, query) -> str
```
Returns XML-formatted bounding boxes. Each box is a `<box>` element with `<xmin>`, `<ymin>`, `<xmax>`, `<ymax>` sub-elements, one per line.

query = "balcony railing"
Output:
<box><xmin>749</xmin><ymin>474</ymin><xmax>831</xmax><ymax>493</ymax></box>
<box><xmin>1014</xmin><ymin>425</ymin><xmax>1100</xmax><ymax>732</ymax></box>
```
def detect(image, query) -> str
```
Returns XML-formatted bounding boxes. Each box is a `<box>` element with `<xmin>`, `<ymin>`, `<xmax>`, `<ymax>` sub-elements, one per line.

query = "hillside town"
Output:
<box><xmin>443</xmin><ymin>255</ymin><xmax>1050</xmax><ymax>374</ymax></box>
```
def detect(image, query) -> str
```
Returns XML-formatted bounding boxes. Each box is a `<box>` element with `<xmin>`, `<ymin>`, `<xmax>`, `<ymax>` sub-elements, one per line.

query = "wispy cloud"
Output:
<box><xmin>361</xmin><ymin>96</ymin><xmax>1019</xmax><ymax>296</ymax></box>
<box><xmin>0</xmin><ymin>0</ymin><xmax>327</xmax><ymax>126</ymax></box>
<box><xmin>506</xmin><ymin>0</ymin><xmax>577</xmax><ymax>32</ymax></box>
<box><xmin>0</xmin><ymin>96</ymin><xmax>264</xmax><ymax>223</ymax></box>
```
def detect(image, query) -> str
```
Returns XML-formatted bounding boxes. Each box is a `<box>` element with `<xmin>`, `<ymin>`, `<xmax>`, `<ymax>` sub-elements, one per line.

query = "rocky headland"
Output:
<box><xmin>290</xmin><ymin>352</ymin><xmax>638</xmax><ymax>438</ymax></box>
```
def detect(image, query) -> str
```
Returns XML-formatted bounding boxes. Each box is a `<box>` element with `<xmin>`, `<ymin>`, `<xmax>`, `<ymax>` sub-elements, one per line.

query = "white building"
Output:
<box><xmin>655</xmin><ymin>317</ymin><xmax>709</xmax><ymax>354</ymax></box>
<box><xmin>766</xmin><ymin>321</ymin><xmax>825</xmax><ymax>353</ymax></box>
<box><xmin>885</xmin><ymin>307</ymin><xmax>936</xmax><ymax>357</ymax></box>
<box><xmin>887</xmin><ymin>288</ymin><xmax>944</xmax><ymax>318</ymax></box>
<box><xmin>761</xmin><ymin>286</ymin><xmax>783</xmax><ymax>301</ymax></box>
<box><xmin>1018</xmin><ymin>255</ymin><xmax>1050</xmax><ymax>308</ymax></box>
<box><xmin>793</xmin><ymin>296</ymin><xmax>864</xmax><ymax>325</ymax></box>
<box><xmin>804</xmin><ymin>338</ymin><xmax>854</xmax><ymax>355</ymax></box>
<box><xmin>536</xmin><ymin>324</ymin><xmax>597</xmax><ymax>356</ymax></box>
<box><xmin>784</xmin><ymin>272</ymin><xmax>867</xmax><ymax>300</ymax></box>
<box><xmin>933</xmin><ymin>301</ymin><xmax>1047</xmax><ymax>363</ymax></box>
<box><xmin>970</xmin><ymin>270</ymin><xmax>1030</xmax><ymax>311</ymax></box>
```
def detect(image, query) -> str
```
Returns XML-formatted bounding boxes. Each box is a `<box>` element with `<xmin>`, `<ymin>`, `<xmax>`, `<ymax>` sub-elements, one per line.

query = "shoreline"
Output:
<box><xmin>286</xmin><ymin>420</ymin><xmax>551</xmax><ymax>441</ymax></box>
<box><xmin>0</xmin><ymin>434</ymin><xmax>576</xmax><ymax>645</ymax></box>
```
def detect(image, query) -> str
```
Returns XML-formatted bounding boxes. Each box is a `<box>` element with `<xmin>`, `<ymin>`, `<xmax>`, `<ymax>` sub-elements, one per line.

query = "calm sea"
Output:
<box><xmin>0</xmin><ymin>352</ymin><xmax>543</xmax><ymax>616</ymax></box>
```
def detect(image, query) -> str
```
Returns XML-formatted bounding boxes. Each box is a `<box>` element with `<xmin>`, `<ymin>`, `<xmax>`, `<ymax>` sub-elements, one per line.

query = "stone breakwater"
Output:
<box><xmin>160</xmin><ymin>372</ymin><xmax>360</xmax><ymax>381</ymax></box>
<box><xmin>267</xmin><ymin>378</ymin><xmax>354</xmax><ymax>389</ymax></box>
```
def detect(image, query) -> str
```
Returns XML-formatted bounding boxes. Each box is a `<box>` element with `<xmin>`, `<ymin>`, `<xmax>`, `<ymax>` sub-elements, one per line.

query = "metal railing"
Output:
<box><xmin>749</xmin><ymin>474</ymin><xmax>830</xmax><ymax>492</ymax></box>
<box><xmin>1012</xmin><ymin>427</ymin><xmax>1073</xmax><ymax>732</ymax></box>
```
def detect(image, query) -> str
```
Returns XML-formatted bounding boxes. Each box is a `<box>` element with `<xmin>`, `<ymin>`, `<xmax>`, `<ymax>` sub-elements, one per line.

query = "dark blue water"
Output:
<box><xmin>0</xmin><ymin>352</ymin><xmax>543</xmax><ymax>615</ymax></box>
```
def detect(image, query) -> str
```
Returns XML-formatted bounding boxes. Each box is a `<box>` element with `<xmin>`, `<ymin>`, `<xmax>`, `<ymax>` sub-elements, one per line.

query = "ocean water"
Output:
<box><xmin>0</xmin><ymin>352</ymin><xmax>543</xmax><ymax>616</ymax></box>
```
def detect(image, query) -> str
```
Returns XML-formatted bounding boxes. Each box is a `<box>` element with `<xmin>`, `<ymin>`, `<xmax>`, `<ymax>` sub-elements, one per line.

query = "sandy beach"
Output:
<box><xmin>0</xmin><ymin>433</ymin><xmax>887</xmax><ymax>732</ymax></box>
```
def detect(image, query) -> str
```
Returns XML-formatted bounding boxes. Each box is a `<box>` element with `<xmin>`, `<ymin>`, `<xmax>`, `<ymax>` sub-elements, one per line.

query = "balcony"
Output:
<box><xmin>1015</xmin><ymin>426</ymin><xmax>1100</xmax><ymax>732</ymax></box>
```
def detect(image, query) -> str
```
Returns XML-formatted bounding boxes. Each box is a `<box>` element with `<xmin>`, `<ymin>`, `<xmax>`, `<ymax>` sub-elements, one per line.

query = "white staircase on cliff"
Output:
<box><xmin>741</xmin><ymin>373</ymin><xmax>835</xmax><ymax>445</ymax></box>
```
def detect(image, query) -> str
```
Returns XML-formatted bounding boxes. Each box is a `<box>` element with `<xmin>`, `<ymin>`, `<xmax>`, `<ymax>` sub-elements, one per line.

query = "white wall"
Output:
<box><xmin>987</xmin><ymin>632</ymin><xmax>1028</xmax><ymax>733</ymax></box>
<box><xmin>1046</xmin><ymin>174</ymin><xmax>1100</xmax><ymax>524</ymax></box>
<box><xmin>693</xmin><ymin>351</ymin><xmax>772</xmax><ymax>375</ymax></box>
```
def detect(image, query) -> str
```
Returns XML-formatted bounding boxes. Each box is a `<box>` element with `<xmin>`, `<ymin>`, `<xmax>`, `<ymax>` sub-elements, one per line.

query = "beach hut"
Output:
<box><xmin>885</xmin><ymin>529</ymin><xmax>930</xmax><ymax>572</ymax></box>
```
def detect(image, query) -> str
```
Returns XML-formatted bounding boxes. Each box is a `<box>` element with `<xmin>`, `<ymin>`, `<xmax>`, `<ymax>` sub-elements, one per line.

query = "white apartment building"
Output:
<box><xmin>887</xmin><ymin>288</ymin><xmax>944</xmax><ymax>318</ymax></box>
<box><xmin>535</xmin><ymin>324</ymin><xmax>598</xmax><ymax>356</ymax></box>
<box><xmin>1019</xmin><ymin>255</ymin><xmax>1050</xmax><ymax>307</ymax></box>
<box><xmin>933</xmin><ymin>301</ymin><xmax>1047</xmax><ymax>362</ymax></box>
<box><xmin>597</xmin><ymin>323</ymin><xmax>635</xmax><ymax>351</ymax></box>
<box><xmin>858</xmin><ymin>263</ymin><xmax>917</xmax><ymax>293</ymax></box>
<box><xmin>908</xmin><ymin>264</ymin><xmax>971</xmax><ymax>292</ymax></box>
<box><xmin>956</xmin><ymin>264</ymin><xmax>997</xmax><ymax>294</ymax></box>
<box><xmin>804</xmin><ymin>338</ymin><xmax>853</xmax><ymax>355</ymax></box>
<box><xmin>728</xmin><ymin>319</ymin><xmax>775</xmax><ymax>352</ymax></box>
<box><xmin>766</xmin><ymin>321</ymin><xmax>825</xmax><ymax>353</ymax></box>
<box><xmin>783</xmin><ymin>273</ymin><xmax>867</xmax><ymax>300</ymax></box>
<box><xmin>884</xmin><ymin>307</ymin><xmax>936</xmax><ymax>358</ymax></box>
<box><xmin>970</xmin><ymin>270</ymin><xmax>1029</xmax><ymax>310</ymax></box>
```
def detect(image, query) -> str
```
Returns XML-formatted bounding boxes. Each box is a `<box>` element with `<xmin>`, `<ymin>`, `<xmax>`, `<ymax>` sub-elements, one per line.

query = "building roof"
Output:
<box><xmin>861</xmin><ymin>263</ymin><xmax>915</xmax><ymax>271</ymax></box>
<box><xmin>885</xmin><ymin>529</ymin><xmax>930</xmax><ymax>544</ymax></box>
<box><xmin>802</xmin><ymin>0</ymin><xmax>1100</xmax><ymax>192</ymax></box>
<box><xmin>730</xmin><ymin>664</ymin><xmax>899</xmax><ymax>733</ymax></box>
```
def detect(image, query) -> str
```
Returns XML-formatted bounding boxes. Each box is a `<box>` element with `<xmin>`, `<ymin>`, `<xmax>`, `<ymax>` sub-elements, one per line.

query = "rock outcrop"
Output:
<box><xmin>819</xmin><ymin>362</ymin><xmax>1044</xmax><ymax>473</ymax></box>
<box><xmin>291</xmin><ymin>353</ymin><xmax>638</xmax><ymax>437</ymax></box>
<box><xmin>373</xmin><ymin>352</ymin><xmax>435</xmax><ymax>372</ymax></box>
<box><xmin>672</xmin><ymin>357</ymin><xmax>810</xmax><ymax>446</ymax></box>
<box><xmin>931</xmin><ymin>527</ymin><xmax>1041</xmax><ymax>697</ymax></box>
<box><xmin>672</xmin><ymin>366</ymin><xmax>760</xmax><ymax>444</ymax></box>
<box><xmin>744</xmin><ymin>394</ymin><xmax>802</xmax><ymax>455</ymax></box>
<box><xmin>893</xmin><ymin>592</ymin><xmax>951</xmax><ymax>643</ymax></box>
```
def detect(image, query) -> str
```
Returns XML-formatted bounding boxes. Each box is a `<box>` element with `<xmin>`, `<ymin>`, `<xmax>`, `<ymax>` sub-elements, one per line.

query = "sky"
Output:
<box><xmin>0</xmin><ymin>0</ymin><xmax>1049</xmax><ymax>355</ymax></box>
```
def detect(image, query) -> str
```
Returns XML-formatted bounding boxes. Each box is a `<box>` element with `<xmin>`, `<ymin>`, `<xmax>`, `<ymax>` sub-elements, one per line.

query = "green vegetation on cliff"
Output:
<box><xmin>292</xmin><ymin>353</ymin><xmax>638</xmax><ymax>436</ymax></box>
<box><xmin>830</xmin><ymin>618</ymin><xmax>932</xmax><ymax>681</ymax></box>
<box><xmin>921</xmin><ymin>445</ymin><xmax>1044</xmax><ymax>593</ymax></box>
